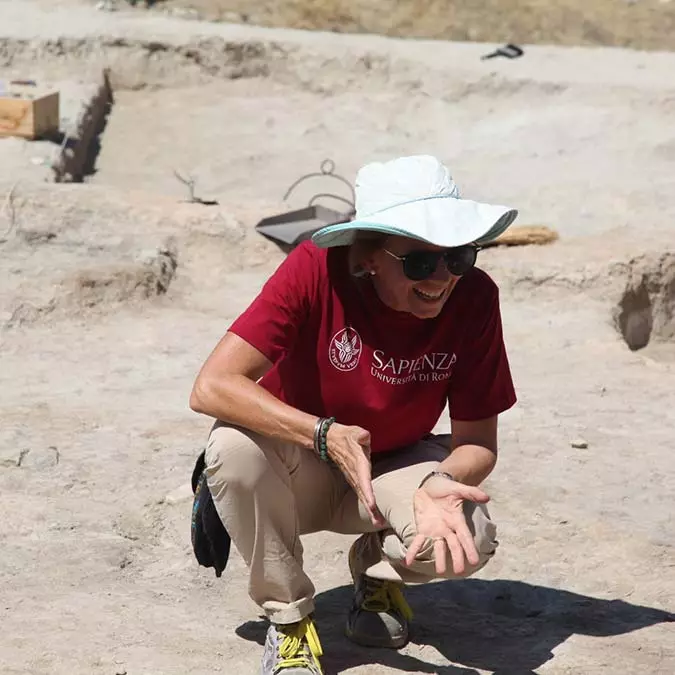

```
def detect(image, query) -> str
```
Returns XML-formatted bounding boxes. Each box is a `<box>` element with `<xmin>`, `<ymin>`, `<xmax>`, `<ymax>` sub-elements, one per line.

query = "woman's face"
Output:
<box><xmin>365</xmin><ymin>236</ymin><xmax>463</xmax><ymax>319</ymax></box>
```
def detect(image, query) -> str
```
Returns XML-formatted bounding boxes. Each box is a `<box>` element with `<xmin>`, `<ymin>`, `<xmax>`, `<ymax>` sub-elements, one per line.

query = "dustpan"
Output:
<box><xmin>255</xmin><ymin>159</ymin><xmax>355</xmax><ymax>250</ymax></box>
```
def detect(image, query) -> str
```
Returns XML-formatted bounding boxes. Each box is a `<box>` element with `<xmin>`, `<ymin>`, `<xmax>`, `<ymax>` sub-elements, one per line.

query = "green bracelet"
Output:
<box><xmin>315</xmin><ymin>416</ymin><xmax>336</xmax><ymax>462</ymax></box>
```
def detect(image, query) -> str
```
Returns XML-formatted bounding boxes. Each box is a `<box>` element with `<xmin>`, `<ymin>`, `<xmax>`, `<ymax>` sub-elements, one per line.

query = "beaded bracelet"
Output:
<box><xmin>313</xmin><ymin>416</ymin><xmax>336</xmax><ymax>462</ymax></box>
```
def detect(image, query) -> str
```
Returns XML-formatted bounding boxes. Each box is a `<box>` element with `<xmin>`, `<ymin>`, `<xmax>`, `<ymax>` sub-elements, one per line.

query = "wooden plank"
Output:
<box><xmin>0</xmin><ymin>88</ymin><xmax>60</xmax><ymax>140</ymax></box>
<box><xmin>485</xmin><ymin>225</ymin><xmax>560</xmax><ymax>247</ymax></box>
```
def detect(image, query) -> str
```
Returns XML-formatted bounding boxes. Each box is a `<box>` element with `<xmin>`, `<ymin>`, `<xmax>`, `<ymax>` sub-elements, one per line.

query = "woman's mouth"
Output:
<box><xmin>413</xmin><ymin>288</ymin><xmax>446</xmax><ymax>303</ymax></box>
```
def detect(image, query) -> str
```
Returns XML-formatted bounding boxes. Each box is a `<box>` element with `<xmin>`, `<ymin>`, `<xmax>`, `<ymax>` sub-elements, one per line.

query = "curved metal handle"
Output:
<box><xmin>282</xmin><ymin>159</ymin><xmax>356</xmax><ymax>208</ymax></box>
<box><xmin>308</xmin><ymin>193</ymin><xmax>356</xmax><ymax>214</ymax></box>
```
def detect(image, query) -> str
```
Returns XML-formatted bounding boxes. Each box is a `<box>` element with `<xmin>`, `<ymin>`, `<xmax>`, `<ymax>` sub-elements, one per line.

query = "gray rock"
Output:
<box><xmin>18</xmin><ymin>446</ymin><xmax>60</xmax><ymax>469</ymax></box>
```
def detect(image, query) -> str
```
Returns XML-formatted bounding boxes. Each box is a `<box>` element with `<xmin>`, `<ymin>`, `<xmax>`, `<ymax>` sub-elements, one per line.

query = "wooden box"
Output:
<box><xmin>0</xmin><ymin>82</ymin><xmax>60</xmax><ymax>140</ymax></box>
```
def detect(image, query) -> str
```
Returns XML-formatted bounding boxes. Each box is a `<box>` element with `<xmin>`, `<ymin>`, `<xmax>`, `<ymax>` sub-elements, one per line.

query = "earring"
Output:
<box><xmin>369</xmin><ymin>270</ymin><xmax>376</xmax><ymax>276</ymax></box>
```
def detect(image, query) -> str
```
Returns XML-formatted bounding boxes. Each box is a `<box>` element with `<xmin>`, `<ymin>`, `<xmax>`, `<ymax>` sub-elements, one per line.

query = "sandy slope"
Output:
<box><xmin>31</xmin><ymin>0</ymin><xmax>675</xmax><ymax>51</ymax></box>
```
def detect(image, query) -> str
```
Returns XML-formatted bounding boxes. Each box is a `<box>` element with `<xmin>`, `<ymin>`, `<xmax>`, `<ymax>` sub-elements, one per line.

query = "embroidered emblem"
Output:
<box><xmin>329</xmin><ymin>328</ymin><xmax>362</xmax><ymax>372</ymax></box>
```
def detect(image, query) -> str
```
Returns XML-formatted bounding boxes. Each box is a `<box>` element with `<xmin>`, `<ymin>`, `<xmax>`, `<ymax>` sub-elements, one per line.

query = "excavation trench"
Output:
<box><xmin>52</xmin><ymin>70</ymin><xmax>114</xmax><ymax>183</ymax></box>
<box><xmin>614</xmin><ymin>253</ymin><xmax>675</xmax><ymax>351</ymax></box>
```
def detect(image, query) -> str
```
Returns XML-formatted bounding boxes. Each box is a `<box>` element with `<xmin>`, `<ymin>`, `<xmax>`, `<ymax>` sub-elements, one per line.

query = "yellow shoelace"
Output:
<box><xmin>362</xmin><ymin>580</ymin><xmax>414</xmax><ymax>621</ymax></box>
<box><xmin>277</xmin><ymin>617</ymin><xmax>324</xmax><ymax>673</ymax></box>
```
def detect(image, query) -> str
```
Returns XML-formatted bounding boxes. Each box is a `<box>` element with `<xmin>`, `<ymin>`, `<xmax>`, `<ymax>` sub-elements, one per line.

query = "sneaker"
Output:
<box><xmin>261</xmin><ymin>616</ymin><xmax>324</xmax><ymax>674</ymax></box>
<box><xmin>345</xmin><ymin>539</ymin><xmax>413</xmax><ymax>649</ymax></box>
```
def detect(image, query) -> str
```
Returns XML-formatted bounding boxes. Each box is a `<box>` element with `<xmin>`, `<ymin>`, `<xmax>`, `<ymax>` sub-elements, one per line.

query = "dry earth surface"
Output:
<box><xmin>53</xmin><ymin>0</ymin><xmax>675</xmax><ymax>52</ymax></box>
<box><xmin>1</xmin><ymin>1</ymin><xmax>674</xmax><ymax>674</ymax></box>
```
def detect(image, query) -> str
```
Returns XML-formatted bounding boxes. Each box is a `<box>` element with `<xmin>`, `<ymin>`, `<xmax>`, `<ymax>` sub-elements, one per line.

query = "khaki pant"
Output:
<box><xmin>205</xmin><ymin>421</ymin><xmax>498</xmax><ymax>625</ymax></box>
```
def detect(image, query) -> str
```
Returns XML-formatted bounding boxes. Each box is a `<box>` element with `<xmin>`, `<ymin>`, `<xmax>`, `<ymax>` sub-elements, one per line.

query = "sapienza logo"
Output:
<box><xmin>371</xmin><ymin>350</ymin><xmax>457</xmax><ymax>385</ymax></box>
<box><xmin>329</xmin><ymin>327</ymin><xmax>362</xmax><ymax>371</ymax></box>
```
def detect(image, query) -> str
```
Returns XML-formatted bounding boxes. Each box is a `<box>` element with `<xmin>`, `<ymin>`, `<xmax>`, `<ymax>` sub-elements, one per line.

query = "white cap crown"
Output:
<box><xmin>356</xmin><ymin>155</ymin><xmax>460</xmax><ymax>218</ymax></box>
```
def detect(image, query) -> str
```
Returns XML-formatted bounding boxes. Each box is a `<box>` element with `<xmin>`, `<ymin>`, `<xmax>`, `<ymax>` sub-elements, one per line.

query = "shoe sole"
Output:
<box><xmin>344</xmin><ymin>623</ymin><xmax>408</xmax><ymax>649</ymax></box>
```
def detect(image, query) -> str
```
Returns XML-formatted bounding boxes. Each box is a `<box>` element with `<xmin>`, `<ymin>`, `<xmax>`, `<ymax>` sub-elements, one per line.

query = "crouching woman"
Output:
<box><xmin>190</xmin><ymin>155</ymin><xmax>518</xmax><ymax>674</ymax></box>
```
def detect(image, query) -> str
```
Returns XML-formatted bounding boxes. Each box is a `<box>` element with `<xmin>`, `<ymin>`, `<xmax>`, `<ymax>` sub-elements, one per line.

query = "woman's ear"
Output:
<box><xmin>355</xmin><ymin>265</ymin><xmax>377</xmax><ymax>278</ymax></box>
<box><xmin>364</xmin><ymin>250</ymin><xmax>383</xmax><ymax>277</ymax></box>
<box><xmin>352</xmin><ymin>265</ymin><xmax>372</xmax><ymax>279</ymax></box>
<box><xmin>357</xmin><ymin>262</ymin><xmax>377</xmax><ymax>278</ymax></box>
<box><xmin>351</xmin><ymin>252</ymin><xmax>377</xmax><ymax>278</ymax></box>
<box><xmin>348</xmin><ymin>233</ymin><xmax>387</xmax><ymax>278</ymax></box>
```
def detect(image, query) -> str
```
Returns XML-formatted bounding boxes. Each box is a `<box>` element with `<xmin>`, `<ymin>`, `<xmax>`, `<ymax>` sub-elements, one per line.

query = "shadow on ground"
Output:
<box><xmin>236</xmin><ymin>579</ymin><xmax>674</xmax><ymax>674</ymax></box>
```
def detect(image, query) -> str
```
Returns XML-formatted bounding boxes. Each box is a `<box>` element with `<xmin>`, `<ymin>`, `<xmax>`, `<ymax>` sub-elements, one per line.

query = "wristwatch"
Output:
<box><xmin>418</xmin><ymin>470</ymin><xmax>455</xmax><ymax>489</ymax></box>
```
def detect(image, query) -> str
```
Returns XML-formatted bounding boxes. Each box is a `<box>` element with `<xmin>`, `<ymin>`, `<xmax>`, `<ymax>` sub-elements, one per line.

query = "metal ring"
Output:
<box><xmin>320</xmin><ymin>159</ymin><xmax>336</xmax><ymax>174</ymax></box>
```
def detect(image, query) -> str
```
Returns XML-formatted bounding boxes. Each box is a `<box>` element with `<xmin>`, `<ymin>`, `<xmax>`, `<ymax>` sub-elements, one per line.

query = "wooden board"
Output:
<box><xmin>0</xmin><ymin>84</ymin><xmax>60</xmax><ymax>140</ymax></box>
<box><xmin>486</xmin><ymin>225</ymin><xmax>559</xmax><ymax>247</ymax></box>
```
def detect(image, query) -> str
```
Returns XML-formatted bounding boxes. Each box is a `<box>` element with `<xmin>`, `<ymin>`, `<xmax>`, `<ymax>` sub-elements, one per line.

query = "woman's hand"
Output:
<box><xmin>405</xmin><ymin>475</ymin><xmax>490</xmax><ymax>575</ymax></box>
<box><xmin>326</xmin><ymin>423</ymin><xmax>386</xmax><ymax>527</ymax></box>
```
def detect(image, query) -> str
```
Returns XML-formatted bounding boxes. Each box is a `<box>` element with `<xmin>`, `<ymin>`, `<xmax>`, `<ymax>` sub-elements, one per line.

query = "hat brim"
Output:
<box><xmin>311</xmin><ymin>196</ymin><xmax>518</xmax><ymax>249</ymax></box>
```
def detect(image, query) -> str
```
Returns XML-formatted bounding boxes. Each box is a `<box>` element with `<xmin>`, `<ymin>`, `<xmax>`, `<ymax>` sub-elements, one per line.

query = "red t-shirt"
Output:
<box><xmin>229</xmin><ymin>240</ymin><xmax>516</xmax><ymax>454</ymax></box>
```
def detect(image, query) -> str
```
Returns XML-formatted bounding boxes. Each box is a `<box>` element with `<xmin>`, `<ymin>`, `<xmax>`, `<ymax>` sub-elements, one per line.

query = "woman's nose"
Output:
<box><xmin>429</xmin><ymin>257</ymin><xmax>452</xmax><ymax>282</ymax></box>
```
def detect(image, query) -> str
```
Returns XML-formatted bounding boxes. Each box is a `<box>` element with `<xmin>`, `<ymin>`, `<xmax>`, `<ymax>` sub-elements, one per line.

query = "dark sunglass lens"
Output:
<box><xmin>445</xmin><ymin>246</ymin><xmax>478</xmax><ymax>275</ymax></box>
<box><xmin>404</xmin><ymin>251</ymin><xmax>439</xmax><ymax>281</ymax></box>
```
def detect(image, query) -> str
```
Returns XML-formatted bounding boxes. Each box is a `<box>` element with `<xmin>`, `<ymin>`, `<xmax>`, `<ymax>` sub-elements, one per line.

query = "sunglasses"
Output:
<box><xmin>383</xmin><ymin>245</ymin><xmax>480</xmax><ymax>281</ymax></box>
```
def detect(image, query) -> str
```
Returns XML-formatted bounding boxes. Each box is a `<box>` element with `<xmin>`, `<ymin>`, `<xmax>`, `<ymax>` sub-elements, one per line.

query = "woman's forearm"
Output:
<box><xmin>190</xmin><ymin>373</ymin><xmax>318</xmax><ymax>449</ymax></box>
<box><xmin>436</xmin><ymin>444</ymin><xmax>497</xmax><ymax>486</ymax></box>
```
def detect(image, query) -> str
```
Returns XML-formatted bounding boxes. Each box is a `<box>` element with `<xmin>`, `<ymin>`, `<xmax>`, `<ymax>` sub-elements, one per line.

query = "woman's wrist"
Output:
<box><xmin>313</xmin><ymin>416</ymin><xmax>337</xmax><ymax>461</ymax></box>
<box><xmin>436</xmin><ymin>443</ymin><xmax>497</xmax><ymax>486</ymax></box>
<box><xmin>418</xmin><ymin>470</ymin><xmax>456</xmax><ymax>489</ymax></box>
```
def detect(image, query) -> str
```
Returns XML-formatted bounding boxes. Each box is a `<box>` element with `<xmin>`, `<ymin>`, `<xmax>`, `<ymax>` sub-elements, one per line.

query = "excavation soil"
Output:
<box><xmin>0</xmin><ymin>2</ymin><xmax>674</xmax><ymax>674</ymax></box>
<box><xmin>157</xmin><ymin>0</ymin><xmax>675</xmax><ymax>52</ymax></box>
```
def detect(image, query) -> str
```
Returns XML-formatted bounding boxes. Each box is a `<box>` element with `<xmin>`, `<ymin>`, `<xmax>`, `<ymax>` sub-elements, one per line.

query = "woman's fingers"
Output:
<box><xmin>405</xmin><ymin>533</ymin><xmax>466</xmax><ymax>575</ymax></box>
<box><xmin>404</xmin><ymin>532</ymin><xmax>467</xmax><ymax>574</ymax></box>
<box><xmin>454</xmin><ymin>484</ymin><xmax>490</xmax><ymax>504</ymax></box>
<box><xmin>358</xmin><ymin>469</ymin><xmax>385</xmax><ymax>526</ymax></box>
<box><xmin>357</xmin><ymin>482</ymin><xmax>384</xmax><ymax>526</ymax></box>
<box><xmin>433</xmin><ymin>539</ymin><xmax>447</xmax><ymax>575</ymax></box>
<box><xmin>454</xmin><ymin>520</ymin><xmax>480</xmax><ymax>566</ymax></box>
<box><xmin>353</xmin><ymin>434</ymin><xmax>384</xmax><ymax>526</ymax></box>
<box><xmin>404</xmin><ymin>533</ymin><xmax>426</xmax><ymax>567</ymax></box>
<box><xmin>445</xmin><ymin>532</ymin><xmax>467</xmax><ymax>575</ymax></box>
<box><xmin>340</xmin><ymin>450</ymin><xmax>384</xmax><ymax>527</ymax></box>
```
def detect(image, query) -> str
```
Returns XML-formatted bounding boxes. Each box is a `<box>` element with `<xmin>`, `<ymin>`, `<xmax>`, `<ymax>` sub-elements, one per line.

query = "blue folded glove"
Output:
<box><xmin>190</xmin><ymin>450</ymin><xmax>231</xmax><ymax>578</ymax></box>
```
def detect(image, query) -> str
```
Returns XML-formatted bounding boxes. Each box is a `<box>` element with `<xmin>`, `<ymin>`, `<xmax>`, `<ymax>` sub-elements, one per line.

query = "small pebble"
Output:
<box><xmin>571</xmin><ymin>439</ymin><xmax>588</xmax><ymax>449</ymax></box>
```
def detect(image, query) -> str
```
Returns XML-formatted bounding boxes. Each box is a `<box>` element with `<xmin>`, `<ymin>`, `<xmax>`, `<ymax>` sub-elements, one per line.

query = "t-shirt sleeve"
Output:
<box><xmin>447</xmin><ymin>284</ymin><xmax>517</xmax><ymax>421</ymax></box>
<box><xmin>227</xmin><ymin>241</ymin><xmax>320</xmax><ymax>364</ymax></box>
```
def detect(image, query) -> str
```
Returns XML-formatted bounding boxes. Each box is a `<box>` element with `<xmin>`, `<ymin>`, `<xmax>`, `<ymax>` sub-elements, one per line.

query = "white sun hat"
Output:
<box><xmin>311</xmin><ymin>155</ymin><xmax>518</xmax><ymax>249</ymax></box>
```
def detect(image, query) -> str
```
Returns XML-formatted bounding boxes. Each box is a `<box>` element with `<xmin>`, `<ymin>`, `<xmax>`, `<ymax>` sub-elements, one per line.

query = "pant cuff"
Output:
<box><xmin>264</xmin><ymin>597</ymin><xmax>315</xmax><ymax>625</ymax></box>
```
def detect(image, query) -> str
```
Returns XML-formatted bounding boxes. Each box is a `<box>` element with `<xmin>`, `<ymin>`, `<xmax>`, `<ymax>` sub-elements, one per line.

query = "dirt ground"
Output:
<box><xmin>1</xmin><ymin>1</ymin><xmax>674</xmax><ymax>674</ymax></box>
<box><xmin>140</xmin><ymin>0</ymin><xmax>675</xmax><ymax>52</ymax></box>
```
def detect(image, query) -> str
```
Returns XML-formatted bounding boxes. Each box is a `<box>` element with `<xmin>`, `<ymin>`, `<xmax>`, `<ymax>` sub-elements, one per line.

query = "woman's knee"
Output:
<box><xmin>205</xmin><ymin>423</ymin><xmax>274</xmax><ymax>493</ymax></box>
<box><xmin>453</xmin><ymin>502</ymin><xmax>499</xmax><ymax>575</ymax></box>
<box><xmin>468</xmin><ymin>502</ymin><xmax>498</xmax><ymax>558</ymax></box>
